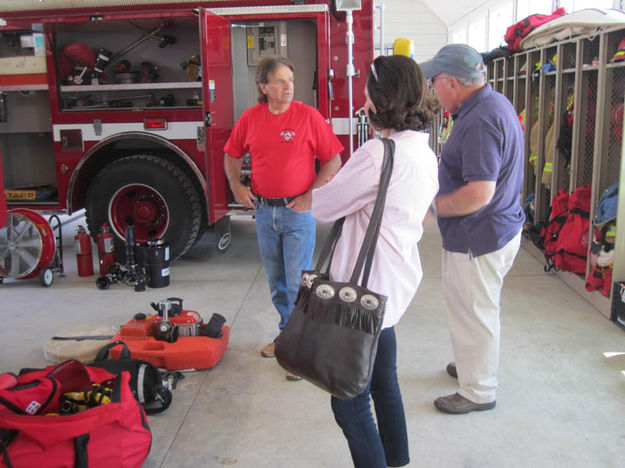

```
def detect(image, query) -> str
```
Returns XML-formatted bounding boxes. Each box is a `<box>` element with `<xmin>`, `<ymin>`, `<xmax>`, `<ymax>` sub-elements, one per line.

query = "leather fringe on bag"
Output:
<box><xmin>296</xmin><ymin>281</ymin><xmax>383</xmax><ymax>335</ymax></box>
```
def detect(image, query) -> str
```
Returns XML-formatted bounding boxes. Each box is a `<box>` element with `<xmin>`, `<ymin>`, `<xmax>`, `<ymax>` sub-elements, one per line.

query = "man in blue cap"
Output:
<box><xmin>421</xmin><ymin>44</ymin><xmax>525</xmax><ymax>414</ymax></box>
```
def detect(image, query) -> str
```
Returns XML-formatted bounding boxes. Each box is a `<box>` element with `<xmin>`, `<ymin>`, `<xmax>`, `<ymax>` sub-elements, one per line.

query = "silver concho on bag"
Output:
<box><xmin>301</xmin><ymin>272</ymin><xmax>318</xmax><ymax>288</ymax></box>
<box><xmin>315</xmin><ymin>283</ymin><xmax>335</xmax><ymax>299</ymax></box>
<box><xmin>338</xmin><ymin>286</ymin><xmax>358</xmax><ymax>303</ymax></box>
<box><xmin>360</xmin><ymin>294</ymin><xmax>380</xmax><ymax>310</ymax></box>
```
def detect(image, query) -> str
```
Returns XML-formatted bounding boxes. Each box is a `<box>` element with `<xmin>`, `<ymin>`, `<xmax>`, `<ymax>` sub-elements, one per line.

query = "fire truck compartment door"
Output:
<box><xmin>199</xmin><ymin>9</ymin><xmax>233</xmax><ymax>222</ymax></box>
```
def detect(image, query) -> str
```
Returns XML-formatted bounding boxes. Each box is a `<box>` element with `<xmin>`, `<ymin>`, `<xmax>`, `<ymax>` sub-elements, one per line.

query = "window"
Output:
<box><xmin>468</xmin><ymin>17</ymin><xmax>487</xmax><ymax>51</ymax></box>
<box><xmin>517</xmin><ymin>0</ymin><xmax>553</xmax><ymax>20</ymax></box>
<box><xmin>451</xmin><ymin>27</ymin><xmax>467</xmax><ymax>44</ymax></box>
<box><xmin>489</xmin><ymin>2</ymin><xmax>514</xmax><ymax>49</ymax></box>
<box><xmin>560</xmin><ymin>0</ymin><xmax>614</xmax><ymax>11</ymax></box>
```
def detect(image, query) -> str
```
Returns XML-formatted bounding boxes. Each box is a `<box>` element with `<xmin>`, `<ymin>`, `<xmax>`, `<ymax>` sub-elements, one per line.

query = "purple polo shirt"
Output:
<box><xmin>437</xmin><ymin>84</ymin><xmax>525</xmax><ymax>257</ymax></box>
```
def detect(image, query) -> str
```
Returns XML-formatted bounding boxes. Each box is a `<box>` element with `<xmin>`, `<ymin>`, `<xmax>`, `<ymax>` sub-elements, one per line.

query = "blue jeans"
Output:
<box><xmin>331</xmin><ymin>327</ymin><xmax>409</xmax><ymax>468</ymax></box>
<box><xmin>254</xmin><ymin>202</ymin><xmax>316</xmax><ymax>330</ymax></box>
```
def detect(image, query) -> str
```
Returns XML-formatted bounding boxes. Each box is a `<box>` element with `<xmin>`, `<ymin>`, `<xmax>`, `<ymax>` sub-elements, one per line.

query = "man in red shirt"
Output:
<box><xmin>224</xmin><ymin>56</ymin><xmax>343</xmax><ymax>380</ymax></box>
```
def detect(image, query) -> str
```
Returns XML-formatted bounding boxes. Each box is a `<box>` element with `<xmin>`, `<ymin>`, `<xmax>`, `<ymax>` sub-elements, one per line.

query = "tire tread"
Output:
<box><xmin>85</xmin><ymin>154</ymin><xmax>202</xmax><ymax>261</ymax></box>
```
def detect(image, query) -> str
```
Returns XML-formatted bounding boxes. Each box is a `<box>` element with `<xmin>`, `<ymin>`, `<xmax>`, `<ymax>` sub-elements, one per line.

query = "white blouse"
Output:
<box><xmin>312</xmin><ymin>130</ymin><xmax>439</xmax><ymax>328</ymax></box>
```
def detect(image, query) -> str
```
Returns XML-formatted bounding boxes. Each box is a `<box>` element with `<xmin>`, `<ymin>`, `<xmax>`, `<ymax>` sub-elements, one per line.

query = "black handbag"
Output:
<box><xmin>275</xmin><ymin>138</ymin><xmax>395</xmax><ymax>400</ymax></box>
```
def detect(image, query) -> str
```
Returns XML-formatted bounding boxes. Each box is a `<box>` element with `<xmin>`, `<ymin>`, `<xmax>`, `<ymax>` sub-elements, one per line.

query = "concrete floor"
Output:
<box><xmin>1</xmin><ymin>212</ymin><xmax>625</xmax><ymax>468</ymax></box>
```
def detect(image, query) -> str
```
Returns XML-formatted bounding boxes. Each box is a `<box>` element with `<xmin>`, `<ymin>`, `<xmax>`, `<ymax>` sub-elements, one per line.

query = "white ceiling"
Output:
<box><xmin>417</xmin><ymin>0</ymin><xmax>490</xmax><ymax>26</ymax></box>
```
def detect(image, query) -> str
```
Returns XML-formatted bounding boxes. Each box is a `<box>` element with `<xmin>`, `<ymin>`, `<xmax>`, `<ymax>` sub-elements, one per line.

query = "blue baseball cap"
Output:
<box><xmin>419</xmin><ymin>44</ymin><xmax>485</xmax><ymax>79</ymax></box>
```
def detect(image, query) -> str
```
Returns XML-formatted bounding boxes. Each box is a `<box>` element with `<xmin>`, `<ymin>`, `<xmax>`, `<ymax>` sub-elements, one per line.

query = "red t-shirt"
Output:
<box><xmin>224</xmin><ymin>101</ymin><xmax>344</xmax><ymax>198</ymax></box>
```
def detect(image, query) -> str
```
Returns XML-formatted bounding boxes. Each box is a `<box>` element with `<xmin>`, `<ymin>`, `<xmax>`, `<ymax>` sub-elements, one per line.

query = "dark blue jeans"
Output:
<box><xmin>331</xmin><ymin>327</ymin><xmax>409</xmax><ymax>468</ymax></box>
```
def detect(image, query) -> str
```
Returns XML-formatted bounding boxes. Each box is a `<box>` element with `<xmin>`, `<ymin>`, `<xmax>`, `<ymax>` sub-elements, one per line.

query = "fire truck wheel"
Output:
<box><xmin>85</xmin><ymin>155</ymin><xmax>202</xmax><ymax>262</ymax></box>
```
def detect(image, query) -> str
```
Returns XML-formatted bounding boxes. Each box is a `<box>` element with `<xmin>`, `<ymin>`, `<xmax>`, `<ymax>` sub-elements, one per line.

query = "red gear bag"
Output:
<box><xmin>504</xmin><ymin>8</ymin><xmax>567</xmax><ymax>51</ymax></box>
<box><xmin>542</xmin><ymin>188</ymin><xmax>569</xmax><ymax>263</ymax></box>
<box><xmin>546</xmin><ymin>185</ymin><xmax>592</xmax><ymax>274</ymax></box>
<box><xmin>0</xmin><ymin>360</ymin><xmax>151</xmax><ymax>468</ymax></box>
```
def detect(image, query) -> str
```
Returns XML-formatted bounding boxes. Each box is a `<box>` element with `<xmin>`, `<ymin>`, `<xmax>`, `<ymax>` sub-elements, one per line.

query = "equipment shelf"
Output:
<box><xmin>59</xmin><ymin>82</ymin><xmax>202</xmax><ymax>92</ymax></box>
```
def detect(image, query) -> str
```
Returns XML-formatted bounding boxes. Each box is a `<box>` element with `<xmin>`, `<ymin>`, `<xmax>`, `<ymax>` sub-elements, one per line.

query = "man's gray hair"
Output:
<box><xmin>456</xmin><ymin>74</ymin><xmax>486</xmax><ymax>87</ymax></box>
<box><xmin>454</xmin><ymin>62</ymin><xmax>486</xmax><ymax>87</ymax></box>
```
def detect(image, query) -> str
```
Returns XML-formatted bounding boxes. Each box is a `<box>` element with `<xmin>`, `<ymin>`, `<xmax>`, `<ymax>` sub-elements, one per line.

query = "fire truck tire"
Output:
<box><xmin>192</xmin><ymin>222</ymin><xmax>207</xmax><ymax>247</ymax></box>
<box><xmin>85</xmin><ymin>154</ymin><xmax>202</xmax><ymax>262</ymax></box>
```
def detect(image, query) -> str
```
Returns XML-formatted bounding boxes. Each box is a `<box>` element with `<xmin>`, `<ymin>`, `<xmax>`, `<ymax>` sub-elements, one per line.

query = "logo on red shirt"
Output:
<box><xmin>280</xmin><ymin>129</ymin><xmax>296</xmax><ymax>143</ymax></box>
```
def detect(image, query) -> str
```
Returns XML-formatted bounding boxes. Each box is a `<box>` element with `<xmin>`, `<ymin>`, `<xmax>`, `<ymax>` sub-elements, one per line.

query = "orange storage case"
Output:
<box><xmin>110</xmin><ymin>315</ymin><xmax>230</xmax><ymax>370</ymax></box>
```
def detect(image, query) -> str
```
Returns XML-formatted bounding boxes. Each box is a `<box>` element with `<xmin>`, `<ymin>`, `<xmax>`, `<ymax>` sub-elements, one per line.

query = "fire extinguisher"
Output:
<box><xmin>97</xmin><ymin>222</ymin><xmax>115</xmax><ymax>276</ymax></box>
<box><xmin>75</xmin><ymin>225</ymin><xmax>94</xmax><ymax>277</ymax></box>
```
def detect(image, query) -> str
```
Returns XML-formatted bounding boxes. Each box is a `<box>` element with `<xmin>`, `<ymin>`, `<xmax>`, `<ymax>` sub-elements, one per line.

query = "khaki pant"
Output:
<box><xmin>442</xmin><ymin>231</ymin><xmax>521</xmax><ymax>403</ymax></box>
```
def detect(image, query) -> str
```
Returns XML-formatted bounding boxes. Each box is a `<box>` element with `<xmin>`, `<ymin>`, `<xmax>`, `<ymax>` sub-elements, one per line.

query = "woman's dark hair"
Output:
<box><xmin>366</xmin><ymin>55</ymin><xmax>440</xmax><ymax>131</ymax></box>
<box><xmin>255</xmin><ymin>56</ymin><xmax>294</xmax><ymax>104</ymax></box>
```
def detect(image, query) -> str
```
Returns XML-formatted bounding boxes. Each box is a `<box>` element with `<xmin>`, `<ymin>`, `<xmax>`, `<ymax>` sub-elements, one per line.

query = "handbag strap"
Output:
<box><xmin>314</xmin><ymin>217</ymin><xmax>345</xmax><ymax>273</ymax></box>
<box><xmin>350</xmin><ymin>138</ymin><xmax>395</xmax><ymax>287</ymax></box>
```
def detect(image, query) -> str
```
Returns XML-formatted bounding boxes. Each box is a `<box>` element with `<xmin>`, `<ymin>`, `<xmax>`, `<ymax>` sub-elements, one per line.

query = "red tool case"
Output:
<box><xmin>109</xmin><ymin>313</ymin><xmax>229</xmax><ymax>371</ymax></box>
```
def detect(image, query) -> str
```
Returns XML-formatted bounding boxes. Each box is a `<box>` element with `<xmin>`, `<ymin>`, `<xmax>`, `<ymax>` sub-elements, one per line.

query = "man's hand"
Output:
<box><xmin>287</xmin><ymin>154</ymin><xmax>341</xmax><ymax>212</ymax></box>
<box><xmin>286</xmin><ymin>191</ymin><xmax>312</xmax><ymax>212</ymax></box>
<box><xmin>224</xmin><ymin>153</ymin><xmax>256</xmax><ymax>209</ymax></box>
<box><xmin>231</xmin><ymin>184</ymin><xmax>256</xmax><ymax>209</ymax></box>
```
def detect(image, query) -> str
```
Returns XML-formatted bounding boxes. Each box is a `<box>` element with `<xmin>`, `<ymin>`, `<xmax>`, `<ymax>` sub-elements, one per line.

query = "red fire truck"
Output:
<box><xmin>0</xmin><ymin>0</ymin><xmax>374</xmax><ymax>260</ymax></box>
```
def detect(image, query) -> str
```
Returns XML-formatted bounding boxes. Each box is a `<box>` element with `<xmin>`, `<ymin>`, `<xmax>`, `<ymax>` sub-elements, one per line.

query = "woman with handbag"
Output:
<box><xmin>310</xmin><ymin>55</ymin><xmax>440</xmax><ymax>467</ymax></box>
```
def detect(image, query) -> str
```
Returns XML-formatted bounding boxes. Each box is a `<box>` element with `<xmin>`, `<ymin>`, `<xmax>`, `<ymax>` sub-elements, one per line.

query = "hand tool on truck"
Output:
<box><xmin>63</xmin><ymin>94</ymin><xmax>157</xmax><ymax>109</ymax></box>
<box><xmin>89</xmin><ymin>23</ymin><xmax>175</xmax><ymax>82</ymax></box>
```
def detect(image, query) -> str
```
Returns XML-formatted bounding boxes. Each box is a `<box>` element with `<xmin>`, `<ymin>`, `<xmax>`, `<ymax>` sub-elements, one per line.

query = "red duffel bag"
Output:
<box><xmin>0</xmin><ymin>360</ymin><xmax>151</xmax><ymax>468</ymax></box>
<box><xmin>552</xmin><ymin>184</ymin><xmax>592</xmax><ymax>274</ymax></box>
<box><xmin>504</xmin><ymin>8</ymin><xmax>567</xmax><ymax>51</ymax></box>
